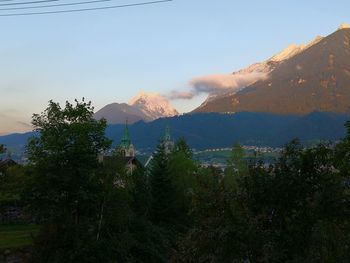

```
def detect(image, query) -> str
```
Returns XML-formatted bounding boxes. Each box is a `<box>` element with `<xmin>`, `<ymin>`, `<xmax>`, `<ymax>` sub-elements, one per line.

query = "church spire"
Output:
<box><xmin>118</xmin><ymin>119</ymin><xmax>135</xmax><ymax>157</ymax></box>
<box><xmin>120</xmin><ymin>119</ymin><xmax>131</xmax><ymax>148</ymax></box>
<box><xmin>164</xmin><ymin>125</ymin><xmax>171</xmax><ymax>141</ymax></box>
<box><xmin>162</xmin><ymin>125</ymin><xmax>174</xmax><ymax>154</ymax></box>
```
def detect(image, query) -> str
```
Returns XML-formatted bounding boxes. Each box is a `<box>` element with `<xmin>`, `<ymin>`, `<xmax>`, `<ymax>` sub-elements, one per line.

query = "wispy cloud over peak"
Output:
<box><xmin>167</xmin><ymin>91</ymin><xmax>194</xmax><ymax>100</ymax></box>
<box><xmin>168</xmin><ymin>71</ymin><xmax>268</xmax><ymax>100</ymax></box>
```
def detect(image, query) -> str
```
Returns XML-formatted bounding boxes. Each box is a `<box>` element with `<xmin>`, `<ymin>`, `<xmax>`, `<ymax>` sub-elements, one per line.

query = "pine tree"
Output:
<box><xmin>169</xmin><ymin>138</ymin><xmax>198</xmax><ymax>229</ymax></box>
<box><xmin>148</xmin><ymin>141</ymin><xmax>175</xmax><ymax>226</ymax></box>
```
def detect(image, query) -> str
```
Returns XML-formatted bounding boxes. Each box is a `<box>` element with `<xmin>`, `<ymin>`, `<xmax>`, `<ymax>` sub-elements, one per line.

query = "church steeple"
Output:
<box><xmin>164</xmin><ymin>125</ymin><xmax>171</xmax><ymax>141</ymax></box>
<box><xmin>120</xmin><ymin>120</ymin><xmax>131</xmax><ymax>148</ymax></box>
<box><xmin>162</xmin><ymin>125</ymin><xmax>174</xmax><ymax>154</ymax></box>
<box><xmin>118</xmin><ymin>120</ymin><xmax>135</xmax><ymax>157</ymax></box>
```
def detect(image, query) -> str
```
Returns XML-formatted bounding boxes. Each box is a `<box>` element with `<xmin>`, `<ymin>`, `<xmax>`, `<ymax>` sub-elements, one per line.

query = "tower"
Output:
<box><xmin>118</xmin><ymin>120</ymin><xmax>135</xmax><ymax>157</ymax></box>
<box><xmin>162</xmin><ymin>125</ymin><xmax>174</xmax><ymax>154</ymax></box>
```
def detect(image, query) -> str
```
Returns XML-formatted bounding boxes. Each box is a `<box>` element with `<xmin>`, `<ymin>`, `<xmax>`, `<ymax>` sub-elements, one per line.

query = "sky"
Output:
<box><xmin>0</xmin><ymin>0</ymin><xmax>350</xmax><ymax>135</ymax></box>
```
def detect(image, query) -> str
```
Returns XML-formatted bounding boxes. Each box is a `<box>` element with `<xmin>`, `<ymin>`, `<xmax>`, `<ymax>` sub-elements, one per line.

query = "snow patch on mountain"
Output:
<box><xmin>196</xmin><ymin>35</ymin><xmax>324</xmax><ymax>110</ymax></box>
<box><xmin>338</xmin><ymin>23</ymin><xmax>350</xmax><ymax>30</ymax></box>
<box><xmin>129</xmin><ymin>91</ymin><xmax>179</xmax><ymax>119</ymax></box>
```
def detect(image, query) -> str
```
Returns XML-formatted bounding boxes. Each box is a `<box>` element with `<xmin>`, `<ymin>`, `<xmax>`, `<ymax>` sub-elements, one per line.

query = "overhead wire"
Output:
<box><xmin>0</xmin><ymin>0</ymin><xmax>54</xmax><ymax>1</ymax></box>
<box><xmin>0</xmin><ymin>0</ymin><xmax>113</xmax><ymax>10</ymax></box>
<box><xmin>0</xmin><ymin>0</ymin><xmax>172</xmax><ymax>16</ymax></box>
<box><xmin>0</xmin><ymin>0</ymin><xmax>58</xmax><ymax>6</ymax></box>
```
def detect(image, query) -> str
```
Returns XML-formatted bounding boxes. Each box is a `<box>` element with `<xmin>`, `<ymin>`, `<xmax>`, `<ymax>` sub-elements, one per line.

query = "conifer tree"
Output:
<box><xmin>148</xmin><ymin>141</ymin><xmax>175</xmax><ymax>226</ymax></box>
<box><xmin>169</xmin><ymin>138</ymin><xmax>197</xmax><ymax>228</ymax></box>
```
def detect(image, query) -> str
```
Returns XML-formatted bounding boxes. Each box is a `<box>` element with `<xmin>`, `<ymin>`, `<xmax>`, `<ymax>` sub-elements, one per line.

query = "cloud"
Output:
<box><xmin>17</xmin><ymin>121</ymin><xmax>32</xmax><ymax>128</ymax></box>
<box><xmin>0</xmin><ymin>112</ymin><xmax>31</xmax><ymax>135</ymax></box>
<box><xmin>168</xmin><ymin>91</ymin><xmax>194</xmax><ymax>100</ymax></box>
<box><xmin>169</xmin><ymin>71</ymin><xmax>268</xmax><ymax>100</ymax></box>
<box><xmin>191</xmin><ymin>72</ymin><xmax>268</xmax><ymax>94</ymax></box>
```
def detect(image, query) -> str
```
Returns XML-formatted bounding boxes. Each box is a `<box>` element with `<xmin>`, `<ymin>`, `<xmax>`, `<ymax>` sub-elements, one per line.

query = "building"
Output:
<box><xmin>117</xmin><ymin>120</ymin><xmax>135</xmax><ymax>158</ymax></box>
<box><xmin>145</xmin><ymin>126</ymin><xmax>174</xmax><ymax>167</ymax></box>
<box><xmin>162</xmin><ymin>125</ymin><xmax>174</xmax><ymax>154</ymax></box>
<box><xmin>114</xmin><ymin>121</ymin><xmax>140</xmax><ymax>175</ymax></box>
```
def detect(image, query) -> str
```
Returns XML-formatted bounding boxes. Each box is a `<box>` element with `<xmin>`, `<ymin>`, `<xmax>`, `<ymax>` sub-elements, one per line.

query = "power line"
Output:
<box><xmin>0</xmin><ymin>0</ymin><xmax>54</xmax><ymax>1</ymax></box>
<box><xmin>0</xmin><ymin>0</ymin><xmax>172</xmax><ymax>16</ymax></box>
<box><xmin>0</xmin><ymin>0</ymin><xmax>58</xmax><ymax>6</ymax></box>
<box><xmin>0</xmin><ymin>0</ymin><xmax>113</xmax><ymax>10</ymax></box>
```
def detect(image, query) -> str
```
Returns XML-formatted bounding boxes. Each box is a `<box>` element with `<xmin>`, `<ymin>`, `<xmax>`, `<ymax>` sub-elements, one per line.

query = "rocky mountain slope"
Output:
<box><xmin>194</xmin><ymin>25</ymin><xmax>350</xmax><ymax>115</ymax></box>
<box><xmin>128</xmin><ymin>91</ymin><xmax>179</xmax><ymax>120</ymax></box>
<box><xmin>94</xmin><ymin>92</ymin><xmax>178</xmax><ymax>124</ymax></box>
<box><xmin>94</xmin><ymin>103</ymin><xmax>148</xmax><ymax>124</ymax></box>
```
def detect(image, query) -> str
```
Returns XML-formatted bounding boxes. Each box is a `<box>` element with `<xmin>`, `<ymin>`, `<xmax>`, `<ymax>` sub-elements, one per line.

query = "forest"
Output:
<box><xmin>1</xmin><ymin>99</ymin><xmax>350</xmax><ymax>262</ymax></box>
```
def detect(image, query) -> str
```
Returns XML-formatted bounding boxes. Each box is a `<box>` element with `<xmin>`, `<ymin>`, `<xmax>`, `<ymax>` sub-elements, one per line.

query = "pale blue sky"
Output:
<box><xmin>0</xmin><ymin>0</ymin><xmax>349</xmax><ymax>134</ymax></box>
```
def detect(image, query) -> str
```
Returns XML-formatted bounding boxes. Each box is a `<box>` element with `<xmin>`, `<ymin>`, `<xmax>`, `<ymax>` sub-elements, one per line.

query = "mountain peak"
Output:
<box><xmin>269</xmin><ymin>43</ymin><xmax>305</xmax><ymax>62</ymax></box>
<box><xmin>269</xmin><ymin>35</ymin><xmax>324</xmax><ymax>63</ymax></box>
<box><xmin>128</xmin><ymin>91</ymin><xmax>159</xmax><ymax>105</ymax></box>
<box><xmin>129</xmin><ymin>91</ymin><xmax>179</xmax><ymax>119</ymax></box>
<box><xmin>95</xmin><ymin>91</ymin><xmax>179</xmax><ymax>125</ymax></box>
<box><xmin>338</xmin><ymin>23</ymin><xmax>350</xmax><ymax>30</ymax></box>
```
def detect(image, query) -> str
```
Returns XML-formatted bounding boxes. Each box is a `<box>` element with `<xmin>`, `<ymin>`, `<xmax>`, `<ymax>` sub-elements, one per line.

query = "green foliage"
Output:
<box><xmin>175</xmin><ymin>136</ymin><xmax>350</xmax><ymax>262</ymax></box>
<box><xmin>0</xmin><ymin>165</ymin><xmax>26</xmax><ymax>204</ymax></box>
<box><xmin>148</xmin><ymin>141</ymin><xmax>175</xmax><ymax>226</ymax></box>
<box><xmin>169</xmin><ymin>138</ymin><xmax>198</xmax><ymax>229</ymax></box>
<box><xmin>225</xmin><ymin>143</ymin><xmax>248</xmax><ymax>177</ymax></box>
<box><xmin>5</xmin><ymin>100</ymin><xmax>350</xmax><ymax>262</ymax></box>
<box><xmin>0</xmin><ymin>144</ymin><xmax>5</xmax><ymax>154</ymax></box>
<box><xmin>23</xmin><ymin>99</ymin><xmax>112</xmax><ymax>262</ymax></box>
<box><xmin>224</xmin><ymin>143</ymin><xmax>248</xmax><ymax>191</ymax></box>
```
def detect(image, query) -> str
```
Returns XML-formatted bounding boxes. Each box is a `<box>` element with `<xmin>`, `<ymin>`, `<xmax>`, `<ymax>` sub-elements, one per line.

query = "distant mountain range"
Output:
<box><xmin>195</xmin><ymin>24</ymin><xmax>350</xmax><ymax>115</ymax></box>
<box><xmin>2</xmin><ymin>112</ymin><xmax>348</xmax><ymax>153</ymax></box>
<box><xmin>94</xmin><ymin>91</ymin><xmax>178</xmax><ymax>124</ymax></box>
<box><xmin>2</xmin><ymin>25</ymin><xmax>350</xmax><ymax>153</ymax></box>
<box><xmin>105</xmin><ymin>112</ymin><xmax>349</xmax><ymax>150</ymax></box>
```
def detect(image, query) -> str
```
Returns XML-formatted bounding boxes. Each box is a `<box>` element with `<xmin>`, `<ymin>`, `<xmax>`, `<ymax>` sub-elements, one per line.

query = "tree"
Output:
<box><xmin>175</xmin><ymin>137</ymin><xmax>350</xmax><ymax>262</ymax></box>
<box><xmin>148</xmin><ymin>141</ymin><xmax>176</xmax><ymax>226</ymax></box>
<box><xmin>235</xmin><ymin>140</ymin><xmax>350</xmax><ymax>262</ymax></box>
<box><xmin>334</xmin><ymin>121</ymin><xmax>350</xmax><ymax>178</ymax></box>
<box><xmin>0</xmin><ymin>144</ymin><xmax>6</xmax><ymax>154</ymax></box>
<box><xmin>146</xmin><ymin>140</ymin><xmax>182</xmax><ymax>262</ymax></box>
<box><xmin>225</xmin><ymin>143</ymin><xmax>248</xmax><ymax>177</ymax></box>
<box><xmin>173</xmin><ymin>165</ymin><xmax>247</xmax><ymax>263</ymax></box>
<box><xmin>169</xmin><ymin>138</ymin><xmax>198</xmax><ymax>229</ymax></box>
<box><xmin>24</xmin><ymin>99</ymin><xmax>111</xmax><ymax>262</ymax></box>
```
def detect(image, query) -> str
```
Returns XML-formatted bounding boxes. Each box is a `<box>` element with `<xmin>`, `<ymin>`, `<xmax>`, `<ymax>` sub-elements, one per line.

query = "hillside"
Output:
<box><xmin>106</xmin><ymin>112</ymin><xmax>349</xmax><ymax>150</ymax></box>
<box><xmin>94</xmin><ymin>102</ymin><xmax>148</xmax><ymax>124</ymax></box>
<box><xmin>1</xmin><ymin>112</ymin><xmax>348</xmax><ymax>153</ymax></box>
<box><xmin>194</xmin><ymin>26</ymin><xmax>350</xmax><ymax>114</ymax></box>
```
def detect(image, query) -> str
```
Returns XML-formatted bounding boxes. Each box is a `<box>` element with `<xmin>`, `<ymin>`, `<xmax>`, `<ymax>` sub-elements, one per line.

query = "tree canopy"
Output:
<box><xmin>0</xmin><ymin>144</ymin><xmax>6</xmax><ymax>155</ymax></box>
<box><xmin>7</xmin><ymin>99</ymin><xmax>350</xmax><ymax>262</ymax></box>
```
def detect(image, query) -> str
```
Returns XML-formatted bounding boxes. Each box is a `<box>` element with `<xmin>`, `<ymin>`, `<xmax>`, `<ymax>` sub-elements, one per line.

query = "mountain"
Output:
<box><xmin>196</xmin><ymin>35</ymin><xmax>324</xmax><ymax>109</ymax></box>
<box><xmin>194</xmin><ymin>25</ymin><xmax>350</xmax><ymax>115</ymax></box>
<box><xmin>94</xmin><ymin>103</ymin><xmax>149</xmax><ymax>124</ymax></box>
<box><xmin>94</xmin><ymin>92</ymin><xmax>178</xmax><ymax>124</ymax></box>
<box><xmin>2</xmin><ymin>112</ymin><xmax>348</xmax><ymax>153</ymax></box>
<box><xmin>105</xmin><ymin>112</ymin><xmax>348</xmax><ymax>150</ymax></box>
<box><xmin>129</xmin><ymin>91</ymin><xmax>179</xmax><ymax>119</ymax></box>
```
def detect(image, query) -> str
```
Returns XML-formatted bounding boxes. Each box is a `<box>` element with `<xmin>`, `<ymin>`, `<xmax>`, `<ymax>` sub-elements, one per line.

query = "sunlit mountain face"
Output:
<box><xmin>194</xmin><ymin>25</ymin><xmax>350</xmax><ymax>115</ymax></box>
<box><xmin>94</xmin><ymin>91</ymin><xmax>178</xmax><ymax>125</ymax></box>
